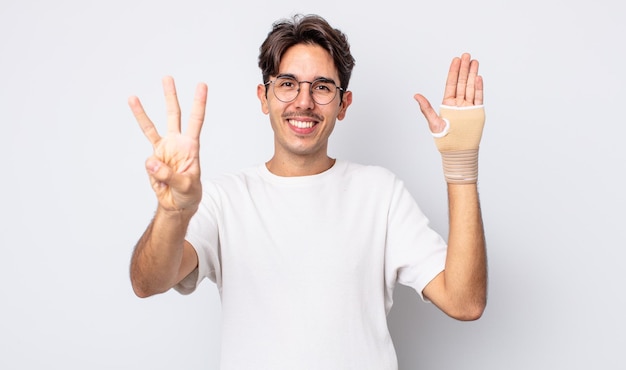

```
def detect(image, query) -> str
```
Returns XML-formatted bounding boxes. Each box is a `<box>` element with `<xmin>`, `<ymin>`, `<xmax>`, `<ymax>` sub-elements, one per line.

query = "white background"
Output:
<box><xmin>1</xmin><ymin>0</ymin><xmax>625</xmax><ymax>369</ymax></box>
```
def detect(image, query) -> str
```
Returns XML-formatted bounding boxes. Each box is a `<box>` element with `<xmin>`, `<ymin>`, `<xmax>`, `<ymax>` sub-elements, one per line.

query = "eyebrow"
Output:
<box><xmin>276</xmin><ymin>73</ymin><xmax>337</xmax><ymax>85</ymax></box>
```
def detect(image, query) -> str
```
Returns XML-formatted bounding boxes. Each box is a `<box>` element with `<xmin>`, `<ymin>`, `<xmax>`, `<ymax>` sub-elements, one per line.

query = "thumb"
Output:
<box><xmin>414</xmin><ymin>93</ymin><xmax>446</xmax><ymax>134</ymax></box>
<box><xmin>145</xmin><ymin>157</ymin><xmax>175</xmax><ymax>186</ymax></box>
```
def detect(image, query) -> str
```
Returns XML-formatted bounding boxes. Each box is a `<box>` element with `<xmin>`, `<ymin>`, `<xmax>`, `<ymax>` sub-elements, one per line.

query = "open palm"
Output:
<box><xmin>414</xmin><ymin>53</ymin><xmax>484</xmax><ymax>133</ymax></box>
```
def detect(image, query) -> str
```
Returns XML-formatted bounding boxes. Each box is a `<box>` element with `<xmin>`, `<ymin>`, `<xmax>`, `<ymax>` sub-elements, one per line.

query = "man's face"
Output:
<box><xmin>257</xmin><ymin>43</ymin><xmax>352</xmax><ymax>163</ymax></box>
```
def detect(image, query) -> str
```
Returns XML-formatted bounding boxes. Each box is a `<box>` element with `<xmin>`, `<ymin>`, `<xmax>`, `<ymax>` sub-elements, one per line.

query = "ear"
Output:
<box><xmin>257</xmin><ymin>84</ymin><xmax>269</xmax><ymax>114</ymax></box>
<box><xmin>337</xmin><ymin>90</ymin><xmax>352</xmax><ymax>120</ymax></box>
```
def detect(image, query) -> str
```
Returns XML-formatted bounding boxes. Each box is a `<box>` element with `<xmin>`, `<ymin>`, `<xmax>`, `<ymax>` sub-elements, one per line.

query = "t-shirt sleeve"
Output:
<box><xmin>384</xmin><ymin>177</ymin><xmax>447</xmax><ymax>304</ymax></box>
<box><xmin>173</xmin><ymin>183</ymin><xmax>222</xmax><ymax>295</ymax></box>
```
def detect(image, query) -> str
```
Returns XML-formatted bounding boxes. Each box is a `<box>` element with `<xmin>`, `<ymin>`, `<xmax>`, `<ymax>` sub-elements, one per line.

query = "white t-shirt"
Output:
<box><xmin>176</xmin><ymin>160</ymin><xmax>447</xmax><ymax>370</ymax></box>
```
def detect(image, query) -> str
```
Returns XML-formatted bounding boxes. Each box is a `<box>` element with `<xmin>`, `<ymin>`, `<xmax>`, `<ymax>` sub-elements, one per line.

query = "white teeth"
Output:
<box><xmin>289</xmin><ymin>119</ymin><xmax>314</xmax><ymax>129</ymax></box>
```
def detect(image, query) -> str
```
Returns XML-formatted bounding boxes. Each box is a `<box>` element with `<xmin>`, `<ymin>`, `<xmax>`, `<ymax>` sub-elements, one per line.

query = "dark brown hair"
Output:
<box><xmin>258</xmin><ymin>14</ymin><xmax>356</xmax><ymax>93</ymax></box>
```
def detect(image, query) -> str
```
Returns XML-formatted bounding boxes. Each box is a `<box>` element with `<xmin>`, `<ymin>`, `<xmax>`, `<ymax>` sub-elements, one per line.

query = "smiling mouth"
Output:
<box><xmin>288</xmin><ymin>119</ymin><xmax>316</xmax><ymax>129</ymax></box>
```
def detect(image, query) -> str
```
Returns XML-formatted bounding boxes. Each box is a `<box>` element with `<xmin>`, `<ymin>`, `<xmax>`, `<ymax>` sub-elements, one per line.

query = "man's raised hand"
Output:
<box><xmin>414</xmin><ymin>53</ymin><xmax>483</xmax><ymax>134</ymax></box>
<box><xmin>128</xmin><ymin>76</ymin><xmax>208</xmax><ymax>212</ymax></box>
<box><xmin>414</xmin><ymin>53</ymin><xmax>486</xmax><ymax>184</ymax></box>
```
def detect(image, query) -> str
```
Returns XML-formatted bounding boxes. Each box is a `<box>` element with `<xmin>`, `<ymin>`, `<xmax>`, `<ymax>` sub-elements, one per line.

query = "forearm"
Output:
<box><xmin>443</xmin><ymin>183</ymin><xmax>487</xmax><ymax>317</ymax></box>
<box><xmin>130</xmin><ymin>206</ymin><xmax>197</xmax><ymax>297</ymax></box>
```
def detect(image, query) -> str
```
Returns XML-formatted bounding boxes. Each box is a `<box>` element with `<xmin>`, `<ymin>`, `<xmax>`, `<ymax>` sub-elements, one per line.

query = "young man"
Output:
<box><xmin>129</xmin><ymin>14</ymin><xmax>487</xmax><ymax>370</ymax></box>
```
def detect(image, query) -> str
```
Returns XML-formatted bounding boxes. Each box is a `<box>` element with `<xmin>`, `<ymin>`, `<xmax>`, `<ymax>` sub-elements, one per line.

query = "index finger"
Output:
<box><xmin>185</xmin><ymin>82</ymin><xmax>208</xmax><ymax>139</ymax></box>
<box><xmin>443</xmin><ymin>56</ymin><xmax>461</xmax><ymax>103</ymax></box>
<box><xmin>128</xmin><ymin>95</ymin><xmax>161</xmax><ymax>145</ymax></box>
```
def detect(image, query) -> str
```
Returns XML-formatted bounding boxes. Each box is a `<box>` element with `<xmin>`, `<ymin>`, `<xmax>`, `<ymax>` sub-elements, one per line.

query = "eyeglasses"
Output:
<box><xmin>265</xmin><ymin>76</ymin><xmax>344</xmax><ymax>105</ymax></box>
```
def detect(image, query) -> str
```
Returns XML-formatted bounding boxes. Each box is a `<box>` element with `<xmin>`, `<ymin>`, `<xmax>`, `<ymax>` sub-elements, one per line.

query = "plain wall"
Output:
<box><xmin>1</xmin><ymin>0</ymin><xmax>624</xmax><ymax>369</ymax></box>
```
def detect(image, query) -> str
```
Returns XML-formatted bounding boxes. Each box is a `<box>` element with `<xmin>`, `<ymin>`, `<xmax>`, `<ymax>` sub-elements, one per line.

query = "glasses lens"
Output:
<box><xmin>273</xmin><ymin>77</ymin><xmax>299</xmax><ymax>102</ymax></box>
<box><xmin>311</xmin><ymin>80</ymin><xmax>337</xmax><ymax>105</ymax></box>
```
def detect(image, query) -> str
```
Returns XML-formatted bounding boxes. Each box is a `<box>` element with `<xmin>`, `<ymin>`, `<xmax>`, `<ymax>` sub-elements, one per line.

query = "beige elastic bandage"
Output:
<box><xmin>431</xmin><ymin>105</ymin><xmax>485</xmax><ymax>184</ymax></box>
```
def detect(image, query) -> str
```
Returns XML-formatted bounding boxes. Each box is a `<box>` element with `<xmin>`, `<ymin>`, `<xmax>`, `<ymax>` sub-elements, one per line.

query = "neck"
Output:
<box><xmin>265</xmin><ymin>155</ymin><xmax>336</xmax><ymax>177</ymax></box>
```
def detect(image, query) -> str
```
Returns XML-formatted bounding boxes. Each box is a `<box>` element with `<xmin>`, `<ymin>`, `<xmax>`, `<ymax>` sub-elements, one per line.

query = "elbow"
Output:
<box><xmin>454</xmin><ymin>304</ymin><xmax>485</xmax><ymax>321</ymax></box>
<box><xmin>449</xmin><ymin>299</ymin><xmax>487</xmax><ymax>321</ymax></box>
<box><xmin>131</xmin><ymin>278</ymin><xmax>153</xmax><ymax>298</ymax></box>
<box><xmin>132</xmin><ymin>285</ymin><xmax>153</xmax><ymax>299</ymax></box>
<box><xmin>130</xmin><ymin>274</ymin><xmax>166</xmax><ymax>298</ymax></box>
<box><xmin>132</xmin><ymin>282</ymin><xmax>168</xmax><ymax>298</ymax></box>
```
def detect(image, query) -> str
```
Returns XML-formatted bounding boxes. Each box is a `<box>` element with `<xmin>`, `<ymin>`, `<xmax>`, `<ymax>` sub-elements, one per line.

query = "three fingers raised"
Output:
<box><xmin>128</xmin><ymin>76</ymin><xmax>208</xmax><ymax>145</ymax></box>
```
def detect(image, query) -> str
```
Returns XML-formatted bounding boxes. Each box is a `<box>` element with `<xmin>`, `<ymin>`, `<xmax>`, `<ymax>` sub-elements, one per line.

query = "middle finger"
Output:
<box><xmin>456</xmin><ymin>53</ymin><xmax>471</xmax><ymax>103</ymax></box>
<box><xmin>162</xmin><ymin>76</ymin><xmax>182</xmax><ymax>134</ymax></box>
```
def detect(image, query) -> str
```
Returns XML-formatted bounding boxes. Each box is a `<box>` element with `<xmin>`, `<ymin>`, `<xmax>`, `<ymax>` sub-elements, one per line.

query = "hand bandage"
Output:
<box><xmin>431</xmin><ymin>105</ymin><xmax>485</xmax><ymax>184</ymax></box>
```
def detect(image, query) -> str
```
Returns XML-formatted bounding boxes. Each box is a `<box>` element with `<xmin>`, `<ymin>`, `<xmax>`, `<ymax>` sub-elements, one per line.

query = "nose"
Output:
<box><xmin>293</xmin><ymin>81</ymin><xmax>315</xmax><ymax>109</ymax></box>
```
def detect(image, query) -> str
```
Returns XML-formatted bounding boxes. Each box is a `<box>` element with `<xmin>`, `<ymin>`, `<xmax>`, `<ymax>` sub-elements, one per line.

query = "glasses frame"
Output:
<box><xmin>265</xmin><ymin>75</ymin><xmax>344</xmax><ymax>105</ymax></box>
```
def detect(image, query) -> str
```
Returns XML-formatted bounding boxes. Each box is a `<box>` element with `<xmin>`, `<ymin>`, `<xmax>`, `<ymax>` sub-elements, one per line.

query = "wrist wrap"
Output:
<box><xmin>432</xmin><ymin>105</ymin><xmax>485</xmax><ymax>184</ymax></box>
